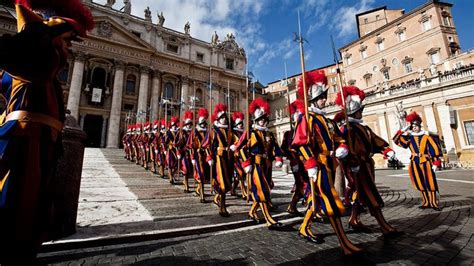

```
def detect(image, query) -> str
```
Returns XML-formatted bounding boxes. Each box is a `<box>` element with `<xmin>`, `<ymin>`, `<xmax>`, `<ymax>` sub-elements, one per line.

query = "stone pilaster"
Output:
<box><xmin>66</xmin><ymin>51</ymin><xmax>86</xmax><ymax>119</ymax></box>
<box><xmin>437</xmin><ymin>104</ymin><xmax>457</xmax><ymax>156</ymax></box>
<box><xmin>106</xmin><ymin>60</ymin><xmax>126</xmax><ymax>148</ymax></box>
<box><xmin>137</xmin><ymin>66</ymin><xmax>150</xmax><ymax>123</ymax></box>
<box><xmin>100</xmin><ymin>116</ymin><xmax>108</xmax><ymax>148</ymax></box>
<box><xmin>423</xmin><ymin>105</ymin><xmax>438</xmax><ymax>133</ymax></box>
<box><xmin>150</xmin><ymin>70</ymin><xmax>162</xmax><ymax>122</ymax></box>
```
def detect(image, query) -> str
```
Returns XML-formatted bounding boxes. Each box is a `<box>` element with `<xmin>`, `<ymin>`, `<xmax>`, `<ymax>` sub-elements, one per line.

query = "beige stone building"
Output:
<box><xmin>266</xmin><ymin>0</ymin><xmax>474</xmax><ymax>168</ymax></box>
<box><xmin>0</xmin><ymin>1</ymin><xmax>247</xmax><ymax>148</ymax></box>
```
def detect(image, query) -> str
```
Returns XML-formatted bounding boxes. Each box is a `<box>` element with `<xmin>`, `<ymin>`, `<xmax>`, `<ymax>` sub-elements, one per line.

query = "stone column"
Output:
<box><xmin>106</xmin><ymin>60</ymin><xmax>126</xmax><ymax>148</ymax></box>
<box><xmin>423</xmin><ymin>105</ymin><xmax>438</xmax><ymax>133</ymax></box>
<box><xmin>79</xmin><ymin>114</ymin><xmax>85</xmax><ymax>130</ymax></box>
<box><xmin>137</xmin><ymin>66</ymin><xmax>150</xmax><ymax>123</ymax></box>
<box><xmin>150</xmin><ymin>70</ymin><xmax>162</xmax><ymax>122</ymax></box>
<box><xmin>181</xmin><ymin>77</ymin><xmax>189</xmax><ymax>110</ymax></box>
<box><xmin>100</xmin><ymin>117</ymin><xmax>108</xmax><ymax>148</ymax></box>
<box><xmin>437</xmin><ymin>104</ymin><xmax>457</xmax><ymax>156</ymax></box>
<box><xmin>377</xmin><ymin>113</ymin><xmax>389</xmax><ymax>142</ymax></box>
<box><xmin>67</xmin><ymin>51</ymin><xmax>86</xmax><ymax>119</ymax></box>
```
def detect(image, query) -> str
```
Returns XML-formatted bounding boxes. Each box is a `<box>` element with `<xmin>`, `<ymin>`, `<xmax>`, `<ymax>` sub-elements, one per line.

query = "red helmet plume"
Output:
<box><xmin>184</xmin><ymin>111</ymin><xmax>193</xmax><ymax>125</ymax></box>
<box><xmin>335</xmin><ymin>86</ymin><xmax>366</xmax><ymax>115</ymax></box>
<box><xmin>197</xmin><ymin>108</ymin><xmax>209</xmax><ymax>124</ymax></box>
<box><xmin>213</xmin><ymin>103</ymin><xmax>228</xmax><ymax>121</ymax></box>
<box><xmin>232</xmin><ymin>112</ymin><xmax>245</xmax><ymax>123</ymax></box>
<box><xmin>297</xmin><ymin>70</ymin><xmax>328</xmax><ymax>100</ymax></box>
<box><xmin>250</xmin><ymin>98</ymin><xmax>270</xmax><ymax>120</ymax></box>
<box><xmin>170</xmin><ymin>116</ymin><xmax>179</xmax><ymax>126</ymax></box>
<box><xmin>406</xmin><ymin>111</ymin><xmax>422</xmax><ymax>125</ymax></box>
<box><xmin>289</xmin><ymin>99</ymin><xmax>305</xmax><ymax>115</ymax></box>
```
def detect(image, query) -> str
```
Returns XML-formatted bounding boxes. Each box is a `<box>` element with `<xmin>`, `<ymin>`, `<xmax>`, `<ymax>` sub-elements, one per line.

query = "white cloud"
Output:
<box><xmin>333</xmin><ymin>0</ymin><xmax>375</xmax><ymax>38</ymax></box>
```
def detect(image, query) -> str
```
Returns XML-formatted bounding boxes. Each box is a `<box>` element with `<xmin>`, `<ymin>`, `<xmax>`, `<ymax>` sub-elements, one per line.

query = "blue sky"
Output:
<box><xmin>95</xmin><ymin>0</ymin><xmax>474</xmax><ymax>85</ymax></box>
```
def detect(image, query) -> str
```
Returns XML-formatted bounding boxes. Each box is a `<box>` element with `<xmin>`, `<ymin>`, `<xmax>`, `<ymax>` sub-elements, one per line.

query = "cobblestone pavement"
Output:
<box><xmin>38</xmin><ymin>149</ymin><xmax>473</xmax><ymax>265</ymax></box>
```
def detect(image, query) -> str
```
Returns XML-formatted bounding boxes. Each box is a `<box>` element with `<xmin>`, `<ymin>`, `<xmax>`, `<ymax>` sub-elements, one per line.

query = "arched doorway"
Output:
<box><xmin>83</xmin><ymin>114</ymin><xmax>103</xmax><ymax>147</ymax></box>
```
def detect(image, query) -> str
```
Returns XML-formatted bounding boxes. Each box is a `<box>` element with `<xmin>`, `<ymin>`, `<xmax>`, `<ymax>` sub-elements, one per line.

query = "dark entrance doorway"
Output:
<box><xmin>83</xmin><ymin>114</ymin><xmax>103</xmax><ymax>147</ymax></box>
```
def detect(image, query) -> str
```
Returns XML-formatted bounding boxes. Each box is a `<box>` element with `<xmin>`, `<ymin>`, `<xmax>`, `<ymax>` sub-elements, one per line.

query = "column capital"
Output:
<box><xmin>114</xmin><ymin>60</ymin><xmax>127</xmax><ymax>69</ymax></box>
<box><xmin>73</xmin><ymin>51</ymin><xmax>87</xmax><ymax>61</ymax></box>
<box><xmin>153</xmin><ymin>69</ymin><xmax>162</xmax><ymax>78</ymax></box>
<box><xmin>181</xmin><ymin>76</ymin><xmax>190</xmax><ymax>84</ymax></box>
<box><xmin>140</xmin><ymin>65</ymin><xmax>151</xmax><ymax>74</ymax></box>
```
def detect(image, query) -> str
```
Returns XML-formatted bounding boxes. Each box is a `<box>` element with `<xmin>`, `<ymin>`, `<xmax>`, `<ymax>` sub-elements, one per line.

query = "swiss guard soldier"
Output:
<box><xmin>291</xmin><ymin>70</ymin><xmax>362</xmax><ymax>256</ymax></box>
<box><xmin>190</xmin><ymin>108</ymin><xmax>212</xmax><ymax>203</ymax></box>
<box><xmin>156</xmin><ymin>120</ymin><xmax>168</xmax><ymax>178</ymax></box>
<box><xmin>281</xmin><ymin>99</ymin><xmax>309</xmax><ymax>217</ymax></box>
<box><xmin>335</xmin><ymin>85</ymin><xmax>401</xmax><ymax>237</ymax></box>
<box><xmin>0</xmin><ymin>0</ymin><xmax>94</xmax><ymax>261</ymax></box>
<box><xmin>245</xmin><ymin>98</ymin><xmax>284</xmax><ymax>229</ymax></box>
<box><xmin>393</xmin><ymin>111</ymin><xmax>442</xmax><ymax>211</ymax></box>
<box><xmin>130</xmin><ymin>125</ymin><xmax>138</xmax><ymax>162</ymax></box>
<box><xmin>179</xmin><ymin>111</ymin><xmax>194</xmax><ymax>192</ymax></box>
<box><xmin>166</xmin><ymin>117</ymin><xmax>180</xmax><ymax>184</ymax></box>
<box><xmin>210</xmin><ymin>104</ymin><xmax>234</xmax><ymax>217</ymax></box>
<box><xmin>142</xmin><ymin>121</ymin><xmax>151</xmax><ymax>170</ymax></box>
<box><xmin>149</xmin><ymin>120</ymin><xmax>159</xmax><ymax>173</ymax></box>
<box><xmin>229</xmin><ymin>111</ymin><xmax>248</xmax><ymax>199</ymax></box>
<box><xmin>123</xmin><ymin>125</ymin><xmax>132</xmax><ymax>160</ymax></box>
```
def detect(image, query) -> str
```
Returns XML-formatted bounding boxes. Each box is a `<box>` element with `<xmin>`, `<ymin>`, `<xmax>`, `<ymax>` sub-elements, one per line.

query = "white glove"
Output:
<box><xmin>177</xmin><ymin>154</ymin><xmax>182</xmax><ymax>160</ymax></box>
<box><xmin>275</xmin><ymin>161</ymin><xmax>283</xmax><ymax>168</ymax></box>
<box><xmin>350</xmin><ymin>166</ymin><xmax>360</xmax><ymax>173</ymax></box>
<box><xmin>335</xmin><ymin>146</ymin><xmax>349</xmax><ymax>159</ymax></box>
<box><xmin>432</xmin><ymin>165</ymin><xmax>438</xmax><ymax>172</ymax></box>
<box><xmin>291</xmin><ymin>165</ymin><xmax>299</xmax><ymax>173</ymax></box>
<box><xmin>164</xmin><ymin>151</ymin><xmax>167</xmax><ymax>156</ymax></box>
<box><xmin>308</xmin><ymin>167</ymin><xmax>318</xmax><ymax>182</ymax></box>
<box><xmin>191</xmin><ymin>159</ymin><xmax>196</xmax><ymax>165</ymax></box>
<box><xmin>208</xmin><ymin>159</ymin><xmax>214</xmax><ymax>166</ymax></box>
<box><xmin>402</xmin><ymin>125</ymin><xmax>410</xmax><ymax>132</ymax></box>
<box><xmin>244</xmin><ymin>165</ymin><xmax>253</xmax><ymax>174</ymax></box>
<box><xmin>386</xmin><ymin>150</ymin><xmax>396</xmax><ymax>160</ymax></box>
<box><xmin>230</xmin><ymin>144</ymin><xmax>237</xmax><ymax>152</ymax></box>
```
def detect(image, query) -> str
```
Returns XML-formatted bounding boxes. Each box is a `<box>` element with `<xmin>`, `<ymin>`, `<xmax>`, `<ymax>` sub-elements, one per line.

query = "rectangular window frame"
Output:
<box><xmin>463</xmin><ymin>120</ymin><xmax>474</xmax><ymax>145</ymax></box>
<box><xmin>166</xmin><ymin>43</ymin><xmax>179</xmax><ymax>53</ymax></box>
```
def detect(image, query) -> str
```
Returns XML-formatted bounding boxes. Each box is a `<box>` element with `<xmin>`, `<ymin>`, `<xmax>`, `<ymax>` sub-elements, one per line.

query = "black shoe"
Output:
<box><xmin>268</xmin><ymin>222</ymin><xmax>283</xmax><ymax>230</ymax></box>
<box><xmin>287</xmin><ymin>209</ymin><xmax>304</xmax><ymax>217</ymax></box>
<box><xmin>248</xmin><ymin>214</ymin><xmax>263</xmax><ymax>224</ymax></box>
<box><xmin>383</xmin><ymin>229</ymin><xmax>404</xmax><ymax>238</ymax></box>
<box><xmin>348</xmin><ymin>222</ymin><xmax>373</xmax><ymax>233</ymax></box>
<box><xmin>219</xmin><ymin>211</ymin><xmax>230</xmax><ymax>217</ymax></box>
<box><xmin>298</xmin><ymin>232</ymin><xmax>324</xmax><ymax>244</ymax></box>
<box><xmin>418</xmin><ymin>205</ymin><xmax>430</xmax><ymax>209</ymax></box>
<box><xmin>432</xmin><ymin>206</ymin><xmax>442</xmax><ymax>211</ymax></box>
<box><xmin>200</xmin><ymin>198</ymin><xmax>206</xmax><ymax>203</ymax></box>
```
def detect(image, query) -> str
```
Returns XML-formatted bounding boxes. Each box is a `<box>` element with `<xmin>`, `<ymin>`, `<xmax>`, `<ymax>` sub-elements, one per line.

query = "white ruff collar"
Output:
<box><xmin>233</xmin><ymin>127</ymin><xmax>244</xmax><ymax>132</ymax></box>
<box><xmin>309</xmin><ymin>104</ymin><xmax>326</xmax><ymax>115</ymax></box>
<box><xmin>214</xmin><ymin>121</ymin><xmax>228</xmax><ymax>128</ymax></box>
<box><xmin>170</xmin><ymin>128</ymin><xmax>179</xmax><ymax>133</ymax></box>
<box><xmin>253</xmin><ymin>124</ymin><xmax>268</xmax><ymax>131</ymax></box>
<box><xmin>196</xmin><ymin>125</ymin><xmax>207</xmax><ymax>132</ymax></box>
<box><xmin>348</xmin><ymin>117</ymin><xmax>364</xmax><ymax>124</ymax></box>
<box><xmin>410</xmin><ymin>130</ymin><xmax>426</xmax><ymax>136</ymax></box>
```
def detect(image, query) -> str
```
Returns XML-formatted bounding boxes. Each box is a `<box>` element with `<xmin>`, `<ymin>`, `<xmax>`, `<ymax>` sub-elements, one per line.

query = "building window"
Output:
<box><xmin>382</xmin><ymin>69</ymin><xmax>390</xmax><ymax>80</ymax></box>
<box><xmin>422</xmin><ymin>19</ymin><xmax>431</xmax><ymax>31</ymax></box>
<box><xmin>443</xmin><ymin>16</ymin><xmax>451</xmax><ymax>26</ymax></box>
<box><xmin>125</xmin><ymin>74</ymin><xmax>136</xmax><ymax>95</ymax></box>
<box><xmin>131</xmin><ymin>31</ymin><xmax>141</xmax><ymax>38</ymax></box>
<box><xmin>364</xmin><ymin>18</ymin><xmax>368</xmax><ymax>24</ymax></box>
<box><xmin>360</xmin><ymin>50</ymin><xmax>367</xmax><ymax>59</ymax></box>
<box><xmin>196</xmin><ymin>52</ymin><xmax>204</xmax><ymax>62</ymax></box>
<box><xmin>164</xmin><ymin>82</ymin><xmax>174</xmax><ymax>100</ymax></box>
<box><xmin>464</xmin><ymin>120</ymin><xmax>474</xmax><ymax>145</ymax></box>
<box><xmin>375</xmin><ymin>15</ymin><xmax>380</xmax><ymax>20</ymax></box>
<box><xmin>166</xmin><ymin>43</ymin><xmax>179</xmax><ymax>53</ymax></box>
<box><xmin>398</xmin><ymin>30</ymin><xmax>406</xmax><ymax>41</ymax></box>
<box><xmin>123</xmin><ymin>103</ymin><xmax>134</xmax><ymax>111</ymax></box>
<box><xmin>226</xmin><ymin>58</ymin><xmax>234</xmax><ymax>70</ymax></box>
<box><xmin>345</xmin><ymin>55</ymin><xmax>352</xmax><ymax>65</ymax></box>
<box><xmin>195</xmin><ymin>88</ymin><xmax>204</xmax><ymax>107</ymax></box>
<box><xmin>377</xmin><ymin>41</ymin><xmax>384</xmax><ymax>52</ymax></box>
<box><xmin>430</xmin><ymin>52</ymin><xmax>440</xmax><ymax>64</ymax></box>
<box><xmin>404</xmin><ymin>62</ymin><xmax>413</xmax><ymax>73</ymax></box>
<box><xmin>332</xmin><ymin>85</ymin><xmax>337</xmax><ymax>93</ymax></box>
